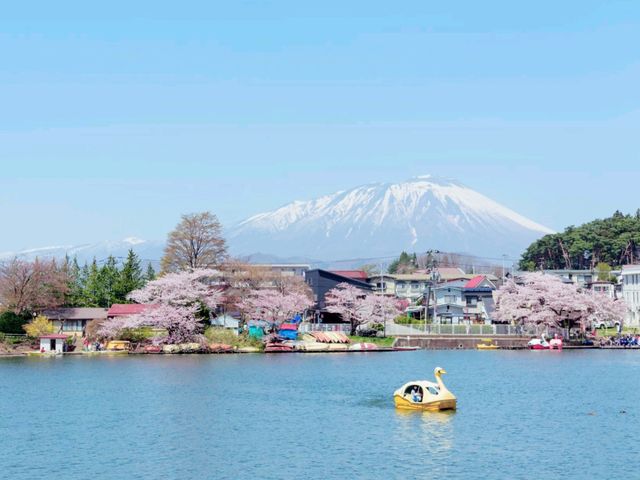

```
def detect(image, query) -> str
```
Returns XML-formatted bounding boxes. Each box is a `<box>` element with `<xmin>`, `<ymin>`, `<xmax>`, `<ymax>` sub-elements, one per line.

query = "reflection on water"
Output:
<box><xmin>395</xmin><ymin>408</ymin><xmax>455</xmax><ymax>462</ymax></box>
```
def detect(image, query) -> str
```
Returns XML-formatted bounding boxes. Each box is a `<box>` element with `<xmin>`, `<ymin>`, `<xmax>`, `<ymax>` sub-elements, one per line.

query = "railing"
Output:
<box><xmin>299</xmin><ymin>323</ymin><xmax>351</xmax><ymax>333</ymax></box>
<box><xmin>387</xmin><ymin>323</ymin><xmax>544</xmax><ymax>337</ymax></box>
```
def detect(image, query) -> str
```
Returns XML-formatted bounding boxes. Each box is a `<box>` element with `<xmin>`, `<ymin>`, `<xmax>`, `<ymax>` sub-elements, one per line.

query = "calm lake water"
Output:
<box><xmin>2</xmin><ymin>350</ymin><xmax>639</xmax><ymax>479</ymax></box>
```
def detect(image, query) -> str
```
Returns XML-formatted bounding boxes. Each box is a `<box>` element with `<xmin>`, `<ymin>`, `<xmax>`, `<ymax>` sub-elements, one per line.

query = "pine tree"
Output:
<box><xmin>145</xmin><ymin>263</ymin><xmax>157</xmax><ymax>282</ymax></box>
<box><xmin>83</xmin><ymin>259</ymin><xmax>101</xmax><ymax>307</ymax></box>
<box><xmin>64</xmin><ymin>256</ymin><xmax>84</xmax><ymax>307</ymax></box>
<box><xmin>115</xmin><ymin>249</ymin><xmax>144</xmax><ymax>302</ymax></box>
<box><xmin>99</xmin><ymin>256</ymin><xmax>120</xmax><ymax>307</ymax></box>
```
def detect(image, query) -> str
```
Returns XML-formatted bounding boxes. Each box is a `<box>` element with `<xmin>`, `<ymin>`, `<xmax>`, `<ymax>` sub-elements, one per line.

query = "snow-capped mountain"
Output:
<box><xmin>0</xmin><ymin>237</ymin><xmax>164</xmax><ymax>267</ymax></box>
<box><xmin>228</xmin><ymin>175</ymin><xmax>554</xmax><ymax>259</ymax></box>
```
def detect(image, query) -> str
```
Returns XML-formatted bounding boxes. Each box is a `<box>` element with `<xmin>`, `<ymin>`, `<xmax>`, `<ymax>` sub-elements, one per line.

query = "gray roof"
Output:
<box><xmin>42</xmin><ymin>308</ymin><xmax>108</xmax><ymax>321</ymax></box>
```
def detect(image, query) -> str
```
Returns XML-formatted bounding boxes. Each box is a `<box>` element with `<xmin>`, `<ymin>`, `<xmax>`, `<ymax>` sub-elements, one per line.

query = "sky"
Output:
<box><xmin>0</xmin><ymin>0</ymin><xmax>638</xmax><ymax>251</ymax></box>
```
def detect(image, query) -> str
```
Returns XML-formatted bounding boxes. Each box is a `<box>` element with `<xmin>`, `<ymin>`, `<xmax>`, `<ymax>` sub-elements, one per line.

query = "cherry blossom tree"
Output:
<box><xmin>366</xmin><ymin>295</ymin><xmax>404</xmax><ymax>328</ymax></box>
<box><xmin>494</xmin><ymin>272</ymin><xmax>626</xmax><ymax>332</ymax></box>
<box><xmin>99</xmin><ymin>269</ymin><xmax>223</xmax><ymax>343</ymax></box>
<box><xmin>127</xmin><ymin>269</ymin><xmax>221</xmax><ymax>309</ymax></box>
<box><xmin>237</xmin><ymin>289</ymin><xmax>313</xmax><ymax>327</ymax></box>
<box><xmin>324</xmin><ymin>283</ymin><xmax>382</xmax><ymax>335</ymax></box>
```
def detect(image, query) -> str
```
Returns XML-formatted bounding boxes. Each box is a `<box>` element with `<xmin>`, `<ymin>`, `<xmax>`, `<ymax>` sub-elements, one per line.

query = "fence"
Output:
<box><xmin>387</xmin><ymin>323</ymin><xmax>545</xmax><ymax>337</ymax></box>
<box><xmin>298</xmin><ymin>322</ymin><xmax>545</xmax><ymax>337</ymax></box>
<box><xmin>299</xmin><ymin>323</ymin><xmax>351</xmax><ymax>333</ymax></box>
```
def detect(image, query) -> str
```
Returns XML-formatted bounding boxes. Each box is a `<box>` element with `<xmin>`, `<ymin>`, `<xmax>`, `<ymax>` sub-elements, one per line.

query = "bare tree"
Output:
<box><xmin>0</xmin><ymin>258</ymin><xmax>68</xmax><ymax>314</ymax></box>
<box><xmin>219</xmin><ymin>259</ymin><xmax>312</xmax><ymax>313</ymax></box>
<box><xmin>161</xmin><ymin>212</ymin><xmax>228</xmax><ymax>273</ymax></box>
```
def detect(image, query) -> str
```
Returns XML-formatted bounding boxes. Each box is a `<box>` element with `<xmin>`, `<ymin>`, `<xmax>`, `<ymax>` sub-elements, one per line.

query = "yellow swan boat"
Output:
<box><xmin>393</xmin><ymin>367</ymin><xmax>457</xmax><ymax>411</ymax></box>
<box><xmin>476</xmin><ymin>338</ymin><xmax>499</xmax><ymax>350</ymax></box>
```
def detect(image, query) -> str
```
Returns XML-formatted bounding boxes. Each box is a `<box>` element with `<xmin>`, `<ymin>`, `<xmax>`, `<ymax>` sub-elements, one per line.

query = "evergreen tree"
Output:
<box><xmin>98</xmin><ymin>256</ymin><xmax>120</xmax><ymax>307</ymax></box>
<box><xmin>83</xmin><ymin>259</ymin><xmax>102</xmax><ymax>307</ymax></box>
<box><xmin>115</xmin><ymin>249</ymin><xmax>144</xmax><ymax>302</ymax></box>
<box><xmin>520</xmin><ymin>211</ymin><xmax>640</xmax><ymax>269</ymax></box>
<box><xmin>388</xmin><ymin>251</ymin><xmax>417</xmax><ymax>274</ymax></box>
<box><xmin>145</xmin><ymin>263</ymin><xmax>157</xmax><ymax>282</ymax></box>
<box><xmin>64</xmin><ymin>256</ymin><xmax>84</xmax><ymax>307</ymax></box>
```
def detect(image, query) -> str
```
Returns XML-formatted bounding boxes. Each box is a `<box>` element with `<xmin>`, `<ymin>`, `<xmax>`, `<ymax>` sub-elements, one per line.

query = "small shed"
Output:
<box><xmin>211</xmin><ymin>314</ymin><xmax>240</xmax><ymax>331</ymax></box>
<box><xmin>39</xmin><ymin>334</ymin><xmax>68</xmax><ymax>353</ymax></box>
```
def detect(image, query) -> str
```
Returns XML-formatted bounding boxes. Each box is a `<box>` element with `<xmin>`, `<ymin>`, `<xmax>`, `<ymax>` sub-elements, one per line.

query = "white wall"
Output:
<box><xmin>622</xmin><ymin>268</ymin><xmax>640</xmax><ymax>327</ymax></box>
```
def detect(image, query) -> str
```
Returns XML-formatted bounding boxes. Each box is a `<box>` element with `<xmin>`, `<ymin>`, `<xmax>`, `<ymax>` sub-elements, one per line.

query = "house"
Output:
<box><xmin>435</xmin><ymin>267</ymin><xmax>466</xmax><ymax>280</ymax></box>
<box><xmin>542</xmin><ymin>269</ymin><xmax>621</xmax><ymax>287</ymax></box>
<box><xmin>39</xmin><ymin>334</ymin><xmax>67</xmax><ymax>353</ymax></box>
<box><xmin>434</xmin><ymin>285</ymin><xmax>465</xmax><ymax>324</ymax></box>
<box><xmin>367</xmin><ymin>273</ymin><xmax>435</xmax><ymax>299</ymax></box>
<box><xmin>250</xmin><ymin>264</ymin><xmax>310</xmax><ymax>278</ymax></box>
<box><xmin>367</xmin><ymin>274</ymin><xmax>398</xmax><ymax>296</ymax></box>
<box><xmin>462</xmin><ymin>275</ymin><xmax>497</xmax><ymax>323</ymax></box>
<box><xmin>587</xmin><ymin>281</ymin><xmax>617</xmax><ymax>299</ymax></box>
<box><xmin>305</xmin><ymin>268</ymin><xmax>373</xmax><ymax>320</ymax></box>
<box><xmin>621</xmin><ymin>265</ymin><xmax>640</xmax><ymax>327</ymax></box>
<box><xmin>329</xmin><ymin>270</ymin><xmax>369</xmax><ymax>281</ymax></box>
<box><xmin>392</xmin><ymin>274</ymin><xmax>433</xmax><ymax>300</ymax></box>
<box><xmin>41</xmin><ymin>308</ymin><xmax>108</xmax><ymax>335</ymax></box>
<box><xmin>211</xmin><ymin>314</ymin><xmax>240</xmax><ymax>334</ymax></box>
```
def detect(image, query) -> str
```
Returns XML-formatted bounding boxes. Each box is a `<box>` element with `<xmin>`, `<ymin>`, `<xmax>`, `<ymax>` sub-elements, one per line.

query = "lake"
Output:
<box><xmin>1</xmin><ymin>350</ymin><xmax>639</xmax><ymax>479</ymax></box>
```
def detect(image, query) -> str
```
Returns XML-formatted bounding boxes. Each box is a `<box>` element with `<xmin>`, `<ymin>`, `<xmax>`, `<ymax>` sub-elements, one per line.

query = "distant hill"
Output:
<box><xmin>520</xmin><ymin>210</ymin><xmax>640</xmax><ymax>270</ymax></box>
<box><xmin>0</xmin><ymin>237</ymin><xmax>164</xmax><ymax>269</ymax></box>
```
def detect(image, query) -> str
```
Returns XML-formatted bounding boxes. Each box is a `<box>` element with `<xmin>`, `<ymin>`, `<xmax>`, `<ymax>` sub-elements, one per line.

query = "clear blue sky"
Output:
<box><xmin>0</xmin><ymin>1</ymin><xmax>638</xmax><ymax>251</ymax></box>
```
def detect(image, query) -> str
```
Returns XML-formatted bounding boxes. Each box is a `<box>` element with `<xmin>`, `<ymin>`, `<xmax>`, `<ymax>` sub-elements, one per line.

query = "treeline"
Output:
<box><xmin>0</xmin><ymin>249</ymin><xmax>155</xmax><ymax>315</ymax></box>
<box><xmin>520</xmin><ymin>210</ymin><xmax>640</xmax><ymax>271</ymax></box>
<box><xmin>365</xmin><ymin>250</ymin><xmax>501</xmax><ymax>276</ymax></box>
<box><xmin>65</xmin><ymin>250</ymin><xmax>156</xmax><ymax>308</ymax></box>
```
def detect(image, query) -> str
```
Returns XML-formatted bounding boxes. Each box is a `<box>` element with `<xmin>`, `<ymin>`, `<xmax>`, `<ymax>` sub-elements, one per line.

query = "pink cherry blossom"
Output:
<box><xmin>494</xmin><ymin>272</ymin><xmax>626</xmax><ymax>331</ymax></box>
<box><xmin>100</xmin><ymin>268</ymin><xmax>223</xmax><ymax>343</ymax></box>
<box><xmin>237</xmin><ymin>289</ymin><xmax>313</xmax><ymax>326</ymax></box>
<box><xmin>325</xmin><ymin>283</ymin><xmax>402</xmax><ymax>335</ymax></box>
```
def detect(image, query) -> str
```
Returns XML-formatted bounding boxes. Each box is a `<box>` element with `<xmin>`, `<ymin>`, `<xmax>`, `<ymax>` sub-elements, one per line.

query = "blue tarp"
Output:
<box><xmin>279</xmin><ymin>329</ymin><xmax>298</xmax><ymax>340</ymax></box>
<box><xmin>248</xmin><ymin>325</ymin><xmax>264</xmax><ymax>339</ymax></box>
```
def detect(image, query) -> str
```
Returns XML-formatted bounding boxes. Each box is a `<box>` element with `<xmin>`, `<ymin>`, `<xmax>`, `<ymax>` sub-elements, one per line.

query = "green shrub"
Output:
<box><xmin>205</xmin><ymin>327</ymin><xmax>262</xmax><ymax>348</ymax></box>
<box><xmin>0</xmin><ymin>311</ymin><xmax>30</xmax><ymax>334</ymax></box>
<box><xmin>119</xmin><ymin>327</ymin><xmax>157</xmax><ymax>343</ymax></box>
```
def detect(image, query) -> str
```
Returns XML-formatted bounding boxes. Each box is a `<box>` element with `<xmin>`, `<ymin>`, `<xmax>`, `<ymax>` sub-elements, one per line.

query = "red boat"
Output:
<box><xmin>209</xmin><ymin>343</ymin><xmax>234</xmax><ymax>353</ymax></box>
<box><xmin>264</xmin><ymin>343</ymin><xmax>294</xmax><ymax>353</ymax></box>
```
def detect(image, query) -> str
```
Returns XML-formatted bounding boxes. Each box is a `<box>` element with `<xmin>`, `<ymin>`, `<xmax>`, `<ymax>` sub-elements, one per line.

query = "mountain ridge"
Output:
<box><xmin>1</xmin><ymin>175</ymin><xmax>553</xmax><ymax>263</ymax></box>
<box><xmin>228</xmin><ymin>175</ymin><xmax>553</xmax><ymax>259</ymax></box>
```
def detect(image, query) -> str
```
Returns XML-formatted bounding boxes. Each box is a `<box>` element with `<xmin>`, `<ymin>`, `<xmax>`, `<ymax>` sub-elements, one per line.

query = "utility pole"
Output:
<box><xmin>502</xmin><ymin>254</ymin><xmax>508</xmax><ymax>284</ymax></box>
<box><xmin>423</xmin><ymin>249</ymin><xmax>440</xmax><ymax>332</ymax></box>
<box><xmin>380</xmin><ymin>262</ymin><xmax>386</xmax><ymax>337</ymax></box>
<box><xmin>424</xmin><ymin>282</ymin><xmax>431</xmax><ymax>333</ymax></box>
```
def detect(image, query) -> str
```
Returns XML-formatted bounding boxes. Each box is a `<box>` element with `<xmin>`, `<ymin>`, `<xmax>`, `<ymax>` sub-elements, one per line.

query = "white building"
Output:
<box><xmin>622</xmin><ymin>265</ymin><xmax>640</xmax><ymax>327</ymax></box>
<box><xmin>39</xmin><ymin>334</ymin><xmax>67</xmax><ymax>353</ymax></box>
<box><xmin>434</xmin><ymin>285</ymin><xmax>465</xmax><ymax>324</ymax></box>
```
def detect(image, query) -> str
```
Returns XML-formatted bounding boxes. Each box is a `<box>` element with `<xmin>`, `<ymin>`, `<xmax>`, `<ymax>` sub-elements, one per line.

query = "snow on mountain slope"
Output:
<box><xmin>228</xmin><ymin>175</ymin><xmax>554</xmax><ymax>259</ymax></box>
<box><xmin>0</xmin><ymin>237</ymin><xmax>164</xmax><ymax>266</ymax></box>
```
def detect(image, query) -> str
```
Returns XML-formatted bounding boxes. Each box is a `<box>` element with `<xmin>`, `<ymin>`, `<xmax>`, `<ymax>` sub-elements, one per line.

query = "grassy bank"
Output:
<box><xmin>595</xmin><ymin>327</ymin><xmax>639</xmax><ymax>337</ymax></box>
<box><xmin>348</xmin><ymin>336</ymin><xmax>395</xmax><ymax>348</ymax></box>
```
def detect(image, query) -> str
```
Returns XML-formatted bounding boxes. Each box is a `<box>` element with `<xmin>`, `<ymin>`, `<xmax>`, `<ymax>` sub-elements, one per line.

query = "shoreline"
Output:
<box><xmin>3</xmin><ymin>344</ymin><xmax>640</xmax><ymax>358</ymax></box>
